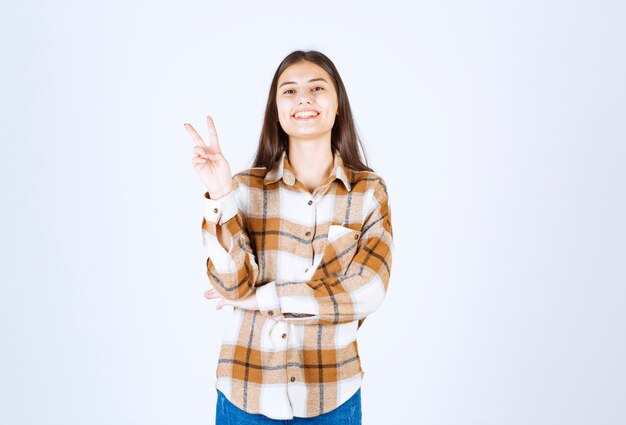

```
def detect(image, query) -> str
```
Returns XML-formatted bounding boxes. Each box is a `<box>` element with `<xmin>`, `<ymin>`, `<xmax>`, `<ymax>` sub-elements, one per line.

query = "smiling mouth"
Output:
<box><xmin>293</xmin><ymin>111</ymin><xmax>320</xmax><ymax>119</ymax></box>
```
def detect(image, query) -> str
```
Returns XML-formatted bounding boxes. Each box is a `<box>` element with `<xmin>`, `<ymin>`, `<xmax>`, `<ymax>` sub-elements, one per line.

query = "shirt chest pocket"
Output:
<box><xmin>312</xmin><ymin>224</ymin><xmax>361</xmax><ymax>279</ymax></box>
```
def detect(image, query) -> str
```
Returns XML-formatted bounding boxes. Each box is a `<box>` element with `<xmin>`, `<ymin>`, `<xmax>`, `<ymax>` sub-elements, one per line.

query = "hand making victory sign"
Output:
<box><xmin>185</xmin><ymin>115</ymin><xmax>234</xmax><ymax>199</ymax></box>
<box><xmin>184</xmin><ymin>115</ymin><xmax>259</xmax><ymax>312</ymax></box>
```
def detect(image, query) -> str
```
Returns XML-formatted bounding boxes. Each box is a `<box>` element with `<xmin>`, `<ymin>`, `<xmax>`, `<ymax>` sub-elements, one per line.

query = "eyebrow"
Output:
<box><xmin>278</xmin><ymin>77</ymin><xmax>328</xmax><ymax>88</ymax></box>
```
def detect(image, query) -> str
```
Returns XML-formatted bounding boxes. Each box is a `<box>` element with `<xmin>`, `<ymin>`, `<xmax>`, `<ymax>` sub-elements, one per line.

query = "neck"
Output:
<box><xmin>287</xmin><ymin>136</ymin><xmax>334</xmax><ymax>193</ymax></box>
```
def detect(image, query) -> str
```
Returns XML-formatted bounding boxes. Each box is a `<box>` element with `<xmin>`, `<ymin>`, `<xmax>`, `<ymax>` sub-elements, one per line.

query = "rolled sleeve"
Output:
<box><xmin>200</xmin><ymin>180</ymin><xmax>259</xmax><ymax>300</ymax></box>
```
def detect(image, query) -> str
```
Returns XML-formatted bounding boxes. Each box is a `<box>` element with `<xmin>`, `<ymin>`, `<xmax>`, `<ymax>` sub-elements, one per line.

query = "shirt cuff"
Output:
<box><xmin>255</xmin><ymin>281</ymin><xmax>284</xmax><ymax>319</ymax></box>
<box><xmin>256</xmin><ymin>281</ymin><xmax>322</xmax><ymax>321</ymax></box>
<box><xmin>204</xmin><ymin>189</ymin><xmax>238</xmax><ymax>225</ymax></box>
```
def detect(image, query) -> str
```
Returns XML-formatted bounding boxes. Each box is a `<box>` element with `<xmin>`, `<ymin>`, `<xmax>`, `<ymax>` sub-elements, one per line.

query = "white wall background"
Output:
<box><xmin>1</xmin><ymin>0</ymin><xmax>625</xmax><ymax>424</ymax></box>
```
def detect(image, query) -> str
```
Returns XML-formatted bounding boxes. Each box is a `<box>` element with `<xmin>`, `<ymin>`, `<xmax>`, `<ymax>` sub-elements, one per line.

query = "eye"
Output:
<box><xmin>283</xmin><ymin>89</ymin><xmax>295</xmax><ymax>94</ymax></box>
<box><xmin>312</xmin><ymin>86</ymin><xmax>324</xmax><ymax>92</ymax></box>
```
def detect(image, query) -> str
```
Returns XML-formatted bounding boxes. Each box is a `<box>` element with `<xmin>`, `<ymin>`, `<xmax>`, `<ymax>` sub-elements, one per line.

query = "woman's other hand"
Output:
<box><xmin>204</xmin><ymin>288</ymin><xmax>259</xmax><ymax>311</ymax></box>
<box><xmin>185</xmin><ymin>115</ymin><xmax>233</xmax><ymax>199</ymax></box>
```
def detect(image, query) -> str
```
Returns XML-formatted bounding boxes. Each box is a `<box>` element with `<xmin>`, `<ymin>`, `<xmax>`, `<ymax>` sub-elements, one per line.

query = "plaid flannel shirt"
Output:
<box><xmin>200</xmin><ymin>150</ymin><xmax>393</xmax><ymax>419</ymax></box>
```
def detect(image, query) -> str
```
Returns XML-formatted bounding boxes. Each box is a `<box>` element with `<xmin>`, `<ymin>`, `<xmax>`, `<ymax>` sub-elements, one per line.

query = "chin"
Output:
<box><xmin>288</xmin><ymin>126</ymin><xmax>332</xmax><ymax>137</ymax></box>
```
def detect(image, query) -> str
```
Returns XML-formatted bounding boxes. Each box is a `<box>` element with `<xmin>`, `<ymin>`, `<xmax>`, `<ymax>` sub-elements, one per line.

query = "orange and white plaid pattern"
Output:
<box><xmin>201</xmin><ymin>150</ymin><xmax>393</xmax><ymax>420</ymax></box>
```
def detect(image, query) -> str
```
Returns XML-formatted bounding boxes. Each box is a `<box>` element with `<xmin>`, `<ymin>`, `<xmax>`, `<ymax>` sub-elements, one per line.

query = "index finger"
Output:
<box><xmin>183</xmin><ymin>122</ymin><xmax>207</xmax><ymax>148</ymax></box>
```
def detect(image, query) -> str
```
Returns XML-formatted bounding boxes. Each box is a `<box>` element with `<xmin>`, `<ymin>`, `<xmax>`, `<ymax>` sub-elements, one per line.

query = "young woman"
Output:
<box><xmin>185</xmin><ymin>50</ymin><xmax>393</xmax><ymax>424</ymax></box>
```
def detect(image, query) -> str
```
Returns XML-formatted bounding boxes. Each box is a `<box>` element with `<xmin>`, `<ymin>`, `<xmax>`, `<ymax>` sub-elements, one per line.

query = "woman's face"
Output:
<box><xmin>276</xmin><ymin>61</ymin><xmax>339</xmax><ymax>142</ymax></box>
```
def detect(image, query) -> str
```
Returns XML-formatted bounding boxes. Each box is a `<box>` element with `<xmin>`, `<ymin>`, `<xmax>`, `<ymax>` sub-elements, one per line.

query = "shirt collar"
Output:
<box><xmin>263</xmin><ymin>150</ymin><xmax>352</xmax><ymax>192</ymax></box>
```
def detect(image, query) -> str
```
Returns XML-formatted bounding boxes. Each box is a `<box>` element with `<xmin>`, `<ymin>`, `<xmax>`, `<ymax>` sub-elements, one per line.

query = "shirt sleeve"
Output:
<box><xmin>201</xmin><ymin>178</ymin><xmax>259</xmax><ymax>300</ymax></box>
<box><xmin>255</xmin><ymin>178</ymin><xmax>394</xmax><ymax>325</ymax></box>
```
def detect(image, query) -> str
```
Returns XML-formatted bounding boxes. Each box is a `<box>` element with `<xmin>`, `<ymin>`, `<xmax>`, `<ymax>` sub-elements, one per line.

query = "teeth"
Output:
<box><xmin>294</xmin><ymin>111</ymin><xmax>318</xmax><ymax>118</ymax></box>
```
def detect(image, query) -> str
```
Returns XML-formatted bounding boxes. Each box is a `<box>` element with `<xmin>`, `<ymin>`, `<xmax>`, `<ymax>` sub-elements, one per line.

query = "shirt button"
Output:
<box><xmin>305</xmin><ymin>231</ymin><xmax>311</xmax><ymax>236</ymax></box>
<box><xmin>282</xmin><ymin>333</ymin><xmax>287</xmax><ymax>339</ymax></box>
<box><xmin>354</xmin><ymin>234</ymin><xmax>359</xmax><ymax>240</ymax></box>
<box><xmin>213</xmin><ymin>207</ymin><xmax>219</xmax><ymax>213</ymax></box>
<box><xmin>290</xmin><ymin>377</ymin><xmax>296</xmax><ymax>382</ymax></box>
<box><xmin>268</xmin><ymin>311</ymin><xmax>273</xmax><ymax>316</ymax></box>
<box><xmin>307</xmin><ymin>200</ymin><xmax>313</xmax><ymax>205</ymax></box>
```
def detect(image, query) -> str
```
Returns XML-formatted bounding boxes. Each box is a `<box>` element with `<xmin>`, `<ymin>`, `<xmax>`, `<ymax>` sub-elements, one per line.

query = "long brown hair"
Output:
<box><xmin>251</xmin><ymin>50</ymin><xmax>373</xmax><ymax>173</ymax></box>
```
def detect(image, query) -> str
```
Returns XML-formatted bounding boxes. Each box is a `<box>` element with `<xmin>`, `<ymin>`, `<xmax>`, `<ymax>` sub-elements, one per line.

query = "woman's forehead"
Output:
<box><xmin>278</xmin><ymin>62</ymin><xmax>330</xmax><ymax>85</ymax></box>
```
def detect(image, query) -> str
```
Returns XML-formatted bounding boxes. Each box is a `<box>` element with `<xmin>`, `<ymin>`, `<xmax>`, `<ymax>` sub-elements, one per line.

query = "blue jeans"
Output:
<box><xmin>215</xmin><ymin>388</ymin><xmax>362</xmax><ymax>425</ymax></box>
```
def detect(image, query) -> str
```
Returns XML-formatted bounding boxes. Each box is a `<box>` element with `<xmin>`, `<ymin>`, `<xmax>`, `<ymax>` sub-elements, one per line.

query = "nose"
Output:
<box><xmin>297</xmin><ymin>93</ymin><xmax>312</xmax><ymax>104</ymax></box>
